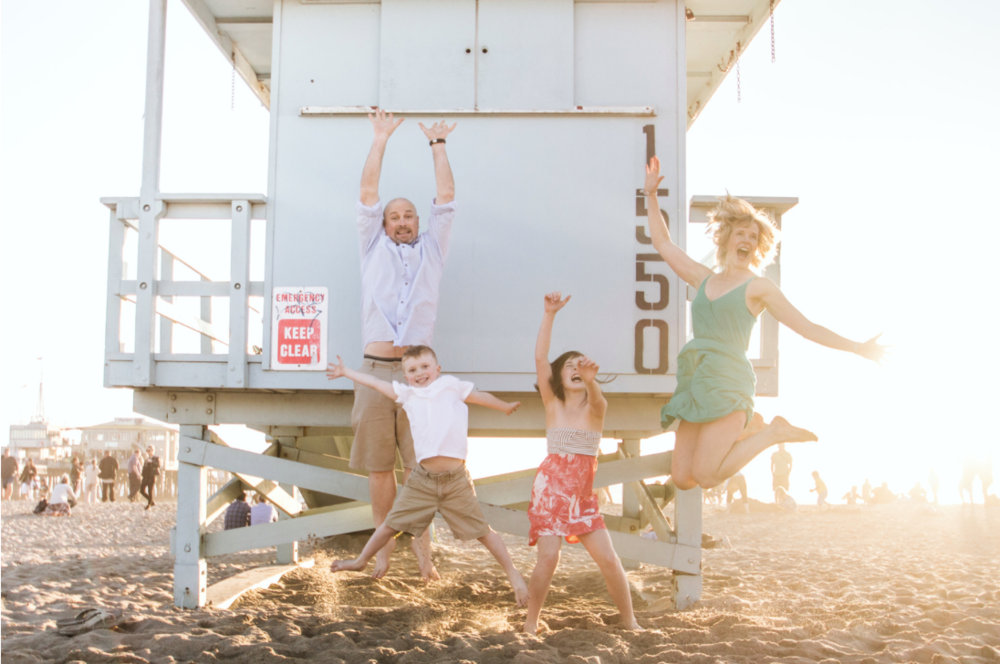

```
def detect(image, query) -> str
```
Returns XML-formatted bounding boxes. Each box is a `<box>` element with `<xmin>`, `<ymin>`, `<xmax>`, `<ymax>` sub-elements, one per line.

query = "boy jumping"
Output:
<box><xmin>326</xmin><ymin>345</ymin><xmax>529</xmax><ymax>606</ymax></box>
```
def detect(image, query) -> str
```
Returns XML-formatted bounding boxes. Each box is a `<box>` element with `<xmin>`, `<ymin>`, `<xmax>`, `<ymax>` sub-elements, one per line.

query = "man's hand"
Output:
<box><xmin>503</xmin><ymin>401</ymin><xmax>521</xmax><ymax>416</ymax></box>
<box><xmin>418</xmin><ymin>121</ymin><xmax>457</xmax><ymax>142</ymax></box>
<box><xmin>645</xmin><ymin>156</ymin><xmax>665</xmax><ymax>194</ymax></box>
<box><xmin>577</xmin><ymin>356</ymin><xmax>599</xmax><ymax>384</ymax></box>
<box><xmin>544</xmin><ymin>291</ymin><xmax>571</xmax><ymax>315</ymax></box>
<box><xmin>326</xmin><ymin>356</ymin><xmax>347</xmax><ymax>381</ymax></box>
<box><xmin>369</xmin><ymin>109</ymin><xmax>404</xmax><ymax>142</ymax></box>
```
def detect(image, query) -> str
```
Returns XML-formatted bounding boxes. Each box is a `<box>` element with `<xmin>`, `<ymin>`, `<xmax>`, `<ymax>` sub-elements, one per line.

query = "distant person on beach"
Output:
<box><xmin>19</xmin><ymin>459</ymin><xmax>38</xmax><ymax>501</ymax></box>
<box><xmin>980</xmin><ymin>455</ymin><xmax>994</xmax><ymax>504</ymax></box>
<box><xmin>2</xmin><ymin>448</ymin><xmax>19</xmax><ymax>500</ymax></box>
<box><xmin>250</xmin><ymin>494</ymin><xmax>278</xmax><ymax>526</ymax></box>
<box><xmin>70</xmin><ymin>456</ymin><xmax>83</xmax><ymax>495</ymax></box>
<box><xmin>644</xmin><ymin>158</ymin><xmax>885</xmax><ymax>493</ymax></box>
<box><xmin>959</xmin><ymin>458</ymin><xmax>976</xmax><ymax>504</ymax></box>
<box><xmin>223</xmin><ymin>492</ymin><xmax>251</xmax><ymax>529</ymax></box>
<box><xmin>42</xmin><ymin>474</ymin><xmax>77</xmax><ymax>517</ymax></box>
<box><xmin>810</xmin><ymin>471</ymin><xmax>828</xmax><ymax>508</ymax></box>
<box><xmin>928</xmin><ymin>469</ymin><xmax>940</xmax><ymax>504</ymax></box>
<box><xmin>126</xmin><ymin>450</ymin><xmax>143</xmax><ymax>502</ymax></box>
<box><xmin>520</xmin><ymin>293</ymin><xmax>642</xmax><ymax>634</ymax></box>
<box><xmin>771</xmin><ymin>443</ymin><xmax>793</xmax><ymax>503</ymax></box>
<box><xmin>84</xmin><ymin>459</ymin><xmax>99</xmax><ymax>504</ymax></box>
<box><xmin>726</xmin><ymin>472</ymin><xmax>749</xmax><ymax>512</ymax></box>
<box><xmin>862</xmin><ymin>479</ymin><xmax>872</xmax><ymax>505</ymax></box>
<box><xmin>98</xmin><ymin>451</ymin><xmax>119</xmax><ymax>502</ymax></box>
<box><xmin>326</xmin><ymin>346</ymin><xmax>528</xmax><ymax>605</ymax></box>
<box><xmin>139</xmin><ymin>445</ymin><xmax>161</xmax><ymax>510</ymax></box>
<box><xmin>908</xmin><ymin>482</ymin><xmax>927</xmax><ymax>503</ymax></box>
<box><xmin>775</xmin><ymin>486</ymin><xmax>797</xmax><ymax>511</ymax></box>
<box><xmin>870</xmin><ymin>482</ymin><xmax>896</xmax><ymax>505</ymax></box>
<box><xmin>346</xmin><ymin>110</ymin><xmax>458</xmax><ymax>580</ymax></box>
<box><xmin>842</xmin><ymin>486</ymin><xmax>860</xmax><ymax>505</ymax></box>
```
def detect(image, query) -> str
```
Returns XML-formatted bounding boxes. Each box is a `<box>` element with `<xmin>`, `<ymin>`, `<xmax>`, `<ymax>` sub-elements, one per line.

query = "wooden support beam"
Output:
<box><xmin>228</xmin><ymin>200</ymin><xmax>251</xmax><ymax>388</ymax></box>
<box><xmin>174</xmin><ymin>425</ymin><xmax>208</xmax><ymax>608</ymax></box>
<box><xmin>617</xmin><ymin>448</ymin><xmax>674</xmax><ymax>544</ymax></box>
<box><xmin>207</xmin><ymin>437</ymin><xmax>300</xmax><ymax>517</ymax></box>
<box><xmin>673</xmin><ymin>488</ymin><xmax>704</xmax><ymax>609</ymax></box>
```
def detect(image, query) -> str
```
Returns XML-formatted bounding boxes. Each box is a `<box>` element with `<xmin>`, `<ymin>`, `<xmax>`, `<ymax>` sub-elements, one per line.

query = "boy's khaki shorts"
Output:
<box><xmin>384</xmin><ymin>464</ymin><xmax>491</xmax><ymax>541</ymax></box>
<box><xmin>350</xmin><ymin>358</ymin><xmax>416</xmax><ymax>472</ymax></box>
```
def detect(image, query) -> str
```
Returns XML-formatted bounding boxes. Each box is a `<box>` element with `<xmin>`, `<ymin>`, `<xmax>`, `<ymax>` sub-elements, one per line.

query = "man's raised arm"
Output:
<box><xmin>360</xmin><ymin>110</ymin><xmax>404</xmax><ymax>206</ymax></box>
<box><xmin>419</xmin><ymin>121</ymin><xmax>457</xmax><ymax>205</ymax></box>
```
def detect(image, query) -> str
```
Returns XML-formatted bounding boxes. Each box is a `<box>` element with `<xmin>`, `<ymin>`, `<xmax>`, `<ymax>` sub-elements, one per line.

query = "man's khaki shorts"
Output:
<box><xmin>350</xmin><ymin>358</ymin><xmax>416</xmax><ymax>472</ymax></box>
<box><xmin>384</xmin><ymin>464</ymin><xmax>491</xmax><ymax>541</ymax></box>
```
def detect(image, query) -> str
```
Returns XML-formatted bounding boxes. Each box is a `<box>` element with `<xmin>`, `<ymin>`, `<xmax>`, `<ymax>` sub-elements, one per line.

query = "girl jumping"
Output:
<box><xmin>523</xmin><ymin>291</ymin><xmax>642</xmax><ymax>635</ymax></box>
<box><xmin>644</xmin><ymin>156</ymin><xmax>885</xmax><ymax>491</ymax></box>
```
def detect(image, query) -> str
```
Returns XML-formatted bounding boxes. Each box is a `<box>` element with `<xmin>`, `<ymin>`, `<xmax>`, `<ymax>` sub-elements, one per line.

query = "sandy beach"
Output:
<box><xmin>2</xmin><ymin>500</ymin><xmax>998</xmax><ymax>663</ymax></box>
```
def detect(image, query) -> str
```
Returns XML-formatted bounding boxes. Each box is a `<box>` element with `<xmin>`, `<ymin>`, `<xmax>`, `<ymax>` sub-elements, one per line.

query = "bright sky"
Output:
<box><xmin>2</xmin><ymin>0</ymin><xmax>997</xmax><ymax>505</ymax></box>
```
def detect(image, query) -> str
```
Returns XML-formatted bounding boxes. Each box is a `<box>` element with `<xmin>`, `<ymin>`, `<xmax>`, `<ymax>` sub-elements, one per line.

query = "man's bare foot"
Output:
<box><xmin>768</xmin><ymin>416</ymin><xmax>818</xmax><ymax>444</ymax></box>
<box><xmin>510</xmin><ymin>571</ymin><xmax>529</xmax><ymax>607</ymax></box>
<box><xmin>372</xmin><ymin>537</ymin><xmax>396</xmax><ymax>580</ymax></box>
<box><xmin>330</xmin><ymin>558</ymin><xmax>366</xmax><ymax>572</ymax></box>
<box><xmin>737</xmin><ymin>411</ymin><xmax>767</xmax><ymax>441</ymax></box>
<box><xmin>622</xmin><ymin>618</ymin><xmax>644</xmax><ymax>631</ymax></box>
<box><xmin>522</xmin><ymin>620</ymin><xmax>540</xmax><ymax>635</ymax></box>
<box><xmin>411</xmin><ymin>535</ymin><xmax>440</xmax><ymax>581</ymax></box>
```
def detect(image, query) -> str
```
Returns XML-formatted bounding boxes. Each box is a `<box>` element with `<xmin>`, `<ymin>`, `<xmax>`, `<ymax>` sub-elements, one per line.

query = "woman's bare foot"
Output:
<box><xmin>521</xmin><ymin>619</ymin><xmax>542</xmax><ymax>635</ymax></box>
<box><xmin>329</xmin><ymin>558</ymin><xmax>366</xmax><ymax>572</ymax></box>
<box><xmin>372</xmin><ymin>537</ymin><xmax>396</xmax><ymax>579</ymax></box>
<box><xmin>768</xmin><ymin>416</ymin><xmax>818</xmax><ymax>444</ymax></box>
<box><xmin>737</xmin><ymin>411</ymin><xmax>767</xmax><ymax>441</ymax></box>
<box><xmin>510</xmin><ymin>571</ymin><xmax>530</xmax><ymax>607</ymax></box>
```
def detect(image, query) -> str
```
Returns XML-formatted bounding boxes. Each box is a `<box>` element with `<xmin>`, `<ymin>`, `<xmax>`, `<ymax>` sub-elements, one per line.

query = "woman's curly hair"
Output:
<box><xmin>708</xmin><ymin>194</ymin><xmax>780</xmax><ymax>270</ymax></box>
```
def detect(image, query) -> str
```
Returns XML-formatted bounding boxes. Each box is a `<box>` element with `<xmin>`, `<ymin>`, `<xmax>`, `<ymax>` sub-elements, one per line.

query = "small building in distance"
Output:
<box><xmin>80</xmin><ymin>417</ymin><xmax>179</xmax><ymax>471</ymax></box>
<box><xmin>8</xmin><ymin>420</ymin><xmax>69</xmax><ymax>461</ymax></box>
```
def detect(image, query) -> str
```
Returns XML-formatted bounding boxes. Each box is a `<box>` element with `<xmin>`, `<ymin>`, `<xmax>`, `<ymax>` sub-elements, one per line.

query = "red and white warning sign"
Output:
<box><xmin>270</xmin><ymin>287</ymin><xmax>328</xmax><ymax>370</ymax></box>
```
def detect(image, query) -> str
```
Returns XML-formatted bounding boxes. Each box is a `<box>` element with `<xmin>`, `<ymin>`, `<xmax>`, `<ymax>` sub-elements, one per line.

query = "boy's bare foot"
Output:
<box><xmin>329</xmin><ymin>558</ymin><xmax>366</xmax><ymax>572</ymax></box>
<box><xmin>372</xmin><ymin>538</ymin><xmax>396</xmax><ymax>579</ymax></box>
<box><xmin>418</xmin><ymin>560</ymin><xmax>441</xmax><ymax>582</ymax></box>
<box><xmin>768</xmin><ymin>416</ymin><xmax>818</xmax><ymax>444</ymax></box>
<box><xmin>510</xmin><ymin>571</ymin><xmax>529</xmax><ymax>607</ymax></box>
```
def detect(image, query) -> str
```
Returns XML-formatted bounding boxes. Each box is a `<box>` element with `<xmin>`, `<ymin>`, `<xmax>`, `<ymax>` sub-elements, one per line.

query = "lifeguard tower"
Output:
<box><xmin>103</xmin><ymin>0</ymin><xmax>794</xmax><ymax>610</ymax></box>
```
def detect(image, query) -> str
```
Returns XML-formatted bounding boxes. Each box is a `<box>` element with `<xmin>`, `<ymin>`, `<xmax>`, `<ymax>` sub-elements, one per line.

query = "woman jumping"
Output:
<box><xmin>644</xmin><ymin>156</ymin><xmax>885</xmax><ymax>491</ymax></box>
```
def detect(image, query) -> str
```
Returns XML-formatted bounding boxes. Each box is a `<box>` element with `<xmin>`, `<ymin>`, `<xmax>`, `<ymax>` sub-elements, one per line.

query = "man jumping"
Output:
<box><xmin>345</xmin><ymin>109</ymin><xmax>456</xmax><ymax>580</ymax></box>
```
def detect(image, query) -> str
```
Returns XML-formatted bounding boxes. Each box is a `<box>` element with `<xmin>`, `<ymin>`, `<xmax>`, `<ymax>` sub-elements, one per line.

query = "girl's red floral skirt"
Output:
<box><xmin>528</xmin><ymin>453</ymin><xmax>607</xmax><ymax>546</ymax></box>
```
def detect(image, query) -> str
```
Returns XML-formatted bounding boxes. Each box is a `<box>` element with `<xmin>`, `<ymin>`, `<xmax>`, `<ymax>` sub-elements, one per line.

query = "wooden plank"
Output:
<box><xmin>617</xmin><ymin>447</ymin><xmax>674</xmax><ymax>544</ymax></box>
<box><xmin>673</xmin><ymin>487</ymin><xmax>703</xmax><ymax>609</ymax></box>
<box><xmin>478</xmin><ymin>504</ymin><xmax>698</xmax><ymax>574</ymax></box>
<box><xmin>105</xmin><ymin>211</ymin><xmax>125</xmax><ymax>383</ymax></box>
<box><xmin>204</xmin><ymin>503</ymin><xmax>374</xmax><ymax>557</ymax></box>
<box><xmin>205</xmin><ymin>477</ymin><xmax>244</xmax><ymax>524</ymax></box>
<box><xmin>179</xmin><ymin>438</ymin><xmax>371</xmax><ymax>503</ymax></box>
<box><xmin>206</xmin><ymin>559</ymin><xmax>315</xmax><ymax>610</ymax></box>
<box><xmin>174</xmin><ymin>427</ymin><xmax>207</xmax><ymax>609</ymax></box>
<box><xmin>301</xmin><ymin>106</ymin><xmax>656</xmax><ymax>116</ymax></box>
<box><xmin>200</xmin><ymin>276</ymin><xmax>213</xmax><ymax>354</ymax></box>
<box><xmin>208</xmin><ymin>437</ymin><xmax>300</xmax><ymax>517</ymax></box>
<box><xmin>159</xmin><ymin>249</ymin><xmax>173</xmax><ymax>354</ymax></box>
<box><xmin>228</xmin><ymin>200</ymin><xmax>251</xmax><ymax>388</ymax></box>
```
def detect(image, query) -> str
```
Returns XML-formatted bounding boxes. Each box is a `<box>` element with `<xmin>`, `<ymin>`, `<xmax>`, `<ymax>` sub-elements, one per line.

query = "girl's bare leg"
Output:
<box><xmin>691</xmin><ymin>412</ymin><xmax>817</xmax><ymax>488</ymax></box>
<box><xmin>477</xmin><ymin>529</ymin><xmax>529</xmax><ymax>606</ymax></box>
<box><xmin>330</xmin><ymin>523</ymin><xmax>399</xmax><ymax>572</ymax></box>
<box><xmin>670</xmin><ymin>421</ymin><xmax>702</xmax><ymax>490</ymax></box>
<box><xmin>523</xmin><ymin>536</ymin><xmax>561</xmax><ymax>634</ymax></box>
<box><xmin>577</xmin><ymin>529</ymin><xmax>642</xmax><ymax>630</ymax></box>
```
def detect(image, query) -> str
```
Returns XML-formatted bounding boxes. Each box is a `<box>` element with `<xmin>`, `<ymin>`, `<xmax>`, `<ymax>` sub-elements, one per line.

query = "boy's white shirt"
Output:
<box><xmin>393</xmin><ymin>375</ymin><xmax>475</xmax><ymax>464</ymax></box>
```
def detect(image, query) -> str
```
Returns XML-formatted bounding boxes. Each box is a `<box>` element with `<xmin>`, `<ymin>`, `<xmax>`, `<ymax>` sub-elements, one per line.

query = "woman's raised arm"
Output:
<box><xmin>645</xmin><ymin>157</ymin><xmax>713</xmax><ymax>289</ymax></box>
<box><xmin>535</xmin><ymin>292</ymin><xmax>570</xmax><ymax>405</ymax></box>
<box><xmin>754</xmin><ymin>279</ymin><xmax>886</xmax><ymax>362</ymax></box>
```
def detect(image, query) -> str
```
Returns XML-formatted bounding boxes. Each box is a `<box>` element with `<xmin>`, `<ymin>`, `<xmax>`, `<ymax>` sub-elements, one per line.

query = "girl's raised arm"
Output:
<box><xmin>535</xmin><ymin>292</ymin><xmax>570</xmax><ymax>405</ymax></box>
<box><xmin>645</xmin><ymin>156</ymin><xmax>713</xmax><ymax>289</ymax></box>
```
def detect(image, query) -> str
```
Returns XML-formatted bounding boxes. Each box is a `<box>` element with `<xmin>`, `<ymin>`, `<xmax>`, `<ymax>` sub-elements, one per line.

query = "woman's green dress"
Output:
<box><xmin>661</xmin><ymin>276</ymin><xmax>758</xmax><ymax>429</ymax></box>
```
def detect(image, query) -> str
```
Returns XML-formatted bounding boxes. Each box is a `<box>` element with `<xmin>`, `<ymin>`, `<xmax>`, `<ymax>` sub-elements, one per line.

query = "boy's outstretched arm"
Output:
<box><xmin>466</xmin><ymin>391</ymin><xmax>520</xmax><ymax>416</ymax></box>
<box><xmin>326</xmin><ymin>355</ymin><xmax>397</xmax><ymax>401</ymax></box>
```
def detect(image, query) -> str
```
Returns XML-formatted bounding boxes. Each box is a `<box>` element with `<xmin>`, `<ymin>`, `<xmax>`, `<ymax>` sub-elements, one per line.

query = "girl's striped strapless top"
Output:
<box><xmin>546</xmin><ymin>428</ymin><xmax>601</xmax><ymax>457</ymax></box>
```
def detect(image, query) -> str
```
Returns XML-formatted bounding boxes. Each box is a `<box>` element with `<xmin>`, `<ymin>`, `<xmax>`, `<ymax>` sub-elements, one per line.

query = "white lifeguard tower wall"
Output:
<box><xmin>271</xmin><ymin>1</ymin><xmax>684</xmax><ymax>396</ymax></box>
